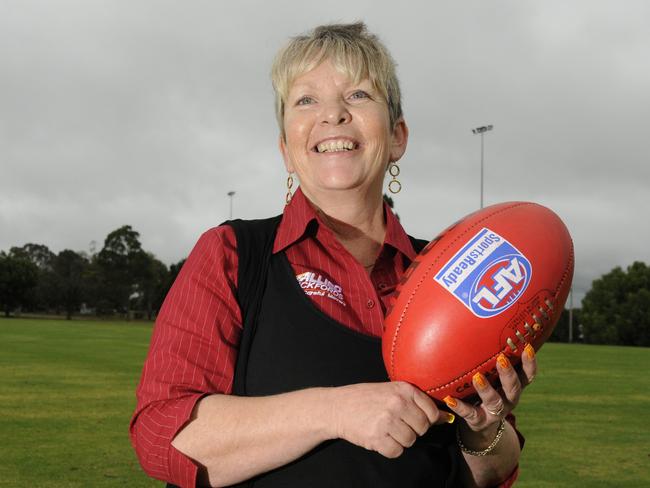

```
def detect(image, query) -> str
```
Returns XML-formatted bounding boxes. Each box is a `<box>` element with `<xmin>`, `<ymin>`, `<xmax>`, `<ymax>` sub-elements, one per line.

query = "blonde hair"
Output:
<box><xmin>271</xmin><ymin>22</ymin><xmax>402</xmax><ymax>139</ymax></box>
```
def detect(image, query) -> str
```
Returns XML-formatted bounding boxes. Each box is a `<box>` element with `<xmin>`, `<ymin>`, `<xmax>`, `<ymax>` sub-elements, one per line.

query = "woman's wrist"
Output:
<box><xmin>457</xmin><ymin>418</ymin><xmax>503</xmax><ymax>453</ymax></box>
<box><xmin>309</xmin><ymin>386</ymin><xmax>340</xmax><ymax>441</ymax></box>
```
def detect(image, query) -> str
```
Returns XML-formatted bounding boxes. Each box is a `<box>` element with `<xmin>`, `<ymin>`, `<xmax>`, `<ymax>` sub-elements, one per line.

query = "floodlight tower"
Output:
<box><xmin>227</xmin><ymin>191</ymin><xmax>236</xmax><ymax>219</ymax></box>
<box><xmin>472</xmin><ymin>125</ymin><xmax>493</xmax><ymax>208</ymax></box>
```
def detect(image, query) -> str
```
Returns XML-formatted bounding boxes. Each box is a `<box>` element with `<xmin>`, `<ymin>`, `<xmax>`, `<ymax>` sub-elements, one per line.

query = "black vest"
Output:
<box><xmin>168</xmin><ymin>216</ymin><xmax>458</xmax><ymax>488</ymax></box>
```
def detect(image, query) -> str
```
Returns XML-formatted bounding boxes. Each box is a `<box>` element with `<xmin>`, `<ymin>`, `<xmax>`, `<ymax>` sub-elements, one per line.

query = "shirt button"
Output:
<box><xmin>366</xmin><ymin>299</ymin><xmax>375</xmax><ymax>309</ymax></box>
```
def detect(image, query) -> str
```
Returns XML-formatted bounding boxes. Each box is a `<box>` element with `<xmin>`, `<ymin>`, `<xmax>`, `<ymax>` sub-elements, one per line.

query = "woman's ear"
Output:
<box><xmin>389</xmin><ymin>118</ymin><xmax>409</xmax><ymax>163</ymax></box>
<box><xmin>278</xmin><ymin>134</ymin><xmax>295</xmax><ymax>173</ymax></box>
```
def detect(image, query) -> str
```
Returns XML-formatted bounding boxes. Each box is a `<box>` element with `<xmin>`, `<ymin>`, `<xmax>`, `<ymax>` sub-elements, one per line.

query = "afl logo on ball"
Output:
<box><xmin>470</xmin><ymin>254</ymin><xmax>531</xmax><ymax>317</ymax></box>
<box><xmin>434</xmin><ymin>228</ymin><xmax>532</xmax><ymax>318</ymax></box>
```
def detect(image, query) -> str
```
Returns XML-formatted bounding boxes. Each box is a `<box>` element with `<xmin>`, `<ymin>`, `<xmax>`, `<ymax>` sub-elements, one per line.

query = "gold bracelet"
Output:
<box><xmin>456</xmin><ymin>417</ymin><xmax>506</xmax><ymax>456</ymax></box>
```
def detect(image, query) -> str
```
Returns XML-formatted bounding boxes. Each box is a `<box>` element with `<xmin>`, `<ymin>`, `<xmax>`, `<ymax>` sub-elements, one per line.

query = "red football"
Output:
<box><xmin>383</xmin><ymin>202</ymin><xmax>574</xmax><ymax>401</ymax></box>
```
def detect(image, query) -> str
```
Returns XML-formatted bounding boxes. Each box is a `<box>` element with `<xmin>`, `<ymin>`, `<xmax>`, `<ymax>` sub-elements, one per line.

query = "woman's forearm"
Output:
<box><xmin>171</xmin><ymin>388</ymin><xmax>336</xmax><ymax>487</ymax></box>
<box><xmin>171</xmin><ymin>380</ymin><xmax>452</xmax><ymax>487</ymax></box>
<box><xmin>457</xmin><ymin>421</ymin><xmax>521</xmax><ymax>488</ymax></box>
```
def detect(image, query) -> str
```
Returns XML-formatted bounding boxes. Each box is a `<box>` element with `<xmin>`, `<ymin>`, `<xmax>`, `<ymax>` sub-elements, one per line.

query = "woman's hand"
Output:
<box><xmin>330</xmin><ymin>381</ymin><xmax>455</xmax><ymax>458</ymax></box>
<box><xmin>444</xmin><ymin>343</ymin><xmax>537</xmax><ymax>447</ymax></box>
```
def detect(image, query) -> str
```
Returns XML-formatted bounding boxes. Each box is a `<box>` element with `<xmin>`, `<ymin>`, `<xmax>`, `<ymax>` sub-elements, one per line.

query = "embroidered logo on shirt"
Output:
<box><xmin>296</xmin><ymin>271</ymin><xmax>347</xmax><ymax>307</ymax></box>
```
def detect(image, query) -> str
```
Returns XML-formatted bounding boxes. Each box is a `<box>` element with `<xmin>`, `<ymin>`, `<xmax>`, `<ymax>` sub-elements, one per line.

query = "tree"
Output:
<box><xmin>9</xmin><ymin>243</ymin><xmax>56</xmax><ymax>270</ymax></box>
<box><xmin>581</xmin><ymin>261</ymin><xmax>650</xmax><ymax>346</ymax></box>
<box><xmin>620</xmin><ymin>288</ymin><xmax>650</xmax><ymax>346</ymax></box>
<box><xmin>1</xmin><ymin>227</ymin><xmax>178</xmax><ymax>321</ymax></box>
<box><xmin>52</xmin><ymin>250</ymin><xmax>88</xmax><ymax>319</ymax></box>
<box><xmin>96</xmin><ymin>225</ymin><xmax>144</xmax><ymax>316</ymax></box>
<box><xmin>131</xmin><ymin>252</ymin><xmax>169</xmax><ymax>320</ymax></box>
<box><xmin>549</xmin><ymin>308</ymin><xmax>582</xmax><ymax>343</ymax></box>
<box><xmin>9</xmin><ymin>243</ymin><xmax>57</xmax><ymax>312</ymax></box>
<box><xmin>0</xmin><ymin>252</ymin><xmax>39</xmax><ymax>317</ymax></box>
<box><xmin>151</xmin><ymin>258</ymin><xmax>186</xmax><ymax>316</ymax></box>
<box><xmin>81</xmin><ymin>257</ymin><xmax>111</xmax><ymax>315</ymax></box>
<box><xmin>168</xmin><ymin>259</ymin><xmax>186</xmax><ymax>286</ymax></box>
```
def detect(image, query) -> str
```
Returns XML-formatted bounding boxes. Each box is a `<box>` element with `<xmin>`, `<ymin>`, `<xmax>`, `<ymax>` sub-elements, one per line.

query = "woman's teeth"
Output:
<box><xmin>316</xmin><ymin>140</ymin><xmax>357</xmax><ymax>153</ymax></box>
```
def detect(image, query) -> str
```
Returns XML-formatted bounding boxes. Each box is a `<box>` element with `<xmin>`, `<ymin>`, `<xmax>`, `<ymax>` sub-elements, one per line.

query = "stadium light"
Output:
<box><xmin>472</xmin><ymin>125</ymin><xmax>493</xmax><ymax>208</ymax></box>
<box><xmin>227</xmin><ymin>191</ymin><xmax>236</xmax><ymax>219</ymax></box>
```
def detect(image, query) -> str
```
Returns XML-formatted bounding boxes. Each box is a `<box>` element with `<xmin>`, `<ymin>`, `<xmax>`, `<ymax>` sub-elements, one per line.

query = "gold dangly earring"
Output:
<box><xmin>285</xmin><ymin>173</ymin><xmax>294</xmax><ymax>204</ymax></box>
<box><xmin>388</xmin><ymin>162</ymin><xmax>402</xmax><ymax>194</ymax></box>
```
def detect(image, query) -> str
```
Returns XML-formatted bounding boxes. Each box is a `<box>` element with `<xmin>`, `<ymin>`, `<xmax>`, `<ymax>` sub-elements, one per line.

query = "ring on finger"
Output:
<box><xmin>486</xmin><ymin>402</ymin><xmax>505</xmax><ymax>417</ymax></box>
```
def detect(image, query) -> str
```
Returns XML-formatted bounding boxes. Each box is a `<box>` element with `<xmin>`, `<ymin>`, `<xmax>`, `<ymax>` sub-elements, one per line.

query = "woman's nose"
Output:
<box><xmin>319</xmin><ymin>101</ymin><xmax>351</xmax><ymax>126</ymax></box>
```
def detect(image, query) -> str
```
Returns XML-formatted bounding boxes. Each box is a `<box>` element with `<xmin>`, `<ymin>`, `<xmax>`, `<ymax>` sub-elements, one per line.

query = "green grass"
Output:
<box><xmin>516</xmin><ymin>342</ymin><xmax>650</xmax><ymax>487</ymax></box>
<box><xmin>0</xmin><ymin>317</ymin><xmax>158</xmax><ymax>488</ymax></box>
<box><xmin>1</xmin><ymin>318</ymin><xmax>649</xmax><ymax>487</ymax></box>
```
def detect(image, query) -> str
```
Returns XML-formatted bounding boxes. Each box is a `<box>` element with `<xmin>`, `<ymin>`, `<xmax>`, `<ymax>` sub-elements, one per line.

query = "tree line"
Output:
<box><xmin>548</xmin><ymin>261</ymin><xmax>649</xmax><ymax>346</ymax></box>
<box><xmin>1</xmin><ymin>227</ymin><xmax>649</xmax><ymax>346</ymax></box>
<box><xmin>0</xmin><ymin>225</ymin><xmax>184</xmax><ymax>320</ymax></box>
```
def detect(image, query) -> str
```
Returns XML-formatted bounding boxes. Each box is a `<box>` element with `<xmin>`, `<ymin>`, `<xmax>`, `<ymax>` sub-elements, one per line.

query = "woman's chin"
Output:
<box><xmin>314</xmin><ymin>177</ymin><xmax>367</xmax><ymax>192</ymax></box>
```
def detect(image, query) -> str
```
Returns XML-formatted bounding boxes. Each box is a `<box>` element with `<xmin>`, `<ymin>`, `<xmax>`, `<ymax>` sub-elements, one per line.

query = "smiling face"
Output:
<box><xmin>279</xmin><ymin>59</ymin><xmax>408</xmax><ymax>202</ymax></box>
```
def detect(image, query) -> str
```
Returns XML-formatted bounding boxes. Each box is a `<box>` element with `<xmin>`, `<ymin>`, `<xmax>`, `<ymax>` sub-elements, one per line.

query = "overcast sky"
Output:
<box><xmin>2</xmin><ymin>0</ymin><xmax>649</xmax><ymax>306</ymax></box>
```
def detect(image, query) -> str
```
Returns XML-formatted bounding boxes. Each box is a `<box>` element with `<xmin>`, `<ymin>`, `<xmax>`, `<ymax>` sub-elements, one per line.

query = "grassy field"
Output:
<box><xmin>1</xmin><ymin>317</ymin><xmax>649</xmax><ymax>487</ymax></box>
<box><xmin>0</xmin><ymin>317</ymin><xmax>158</xmax><ymax>488</ymax></box>
<box><xmin>516</xmin><ymin>342</ymin><xmax>650</xmax><ymax>487</ymax></box>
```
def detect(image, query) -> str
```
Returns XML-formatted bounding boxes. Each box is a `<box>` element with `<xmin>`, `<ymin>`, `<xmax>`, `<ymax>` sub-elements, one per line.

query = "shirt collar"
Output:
<box><xmin>274</xmin><ymin>186</ymin><xmax>417</xmax><ymax>261</ymax></box>
<box><xmin>273</xmin><ymin>187</ymin><xmax>318</xmax><ymax>253</ymax></box>
<box><xmin>383</xmin><ymin>203</ymin><xmax>418</xmax><ymax>261</ymax></box>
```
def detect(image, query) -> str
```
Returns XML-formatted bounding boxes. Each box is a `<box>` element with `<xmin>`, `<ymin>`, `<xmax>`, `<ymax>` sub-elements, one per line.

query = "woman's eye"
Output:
<box><xmin>297</xmin><ymin>96</ymin><xmax>314</xmax><ymax>105</ymax></box>
<box><xmin>350</xmin><ymin>90</ymin><xmax>369</xmax><ymax>100</ymax></box>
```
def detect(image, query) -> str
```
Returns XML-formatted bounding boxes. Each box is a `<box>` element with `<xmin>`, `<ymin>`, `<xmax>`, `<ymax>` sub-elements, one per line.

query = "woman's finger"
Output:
<box><xmin>411</xmin><ymin>387</ymin><xmax>455</xmax><ymax>426</ymax></box>
<box><xmin>471</xmin><ymin>371</ymin><xmax>509</xmax><ymax>419</ymax></box>
<box><xmin>388</xmin><ymin>417</ymin><xmax>418</xmax><ymax>449</ymax></box>
<box><xmin>520</xmin><ymin>343</ymin><xmax>538</xmax><ymax>386</ymax></box>
<box><xmin>376</xmin><ymin>435</ymin><xmax>406</xmax><ymax>459</ymax></box>
<box><xmin>495</xmin><ymin>353</ymin><xmax>522</xmax><ymax>405</ymax></box>
<box><xmin>401</xmin><ymin>394</ymin><xmax>436</xmax><ymax>436</ymax></box>
<box><xmin>411</xmin><ymin>387</ymin><xmax>440</xmax><ymax>426</ymax></box>
<box><xmin>443</xmin><ymin>394</ymin><xmax>486</xmax><ymax>431</ymax></box>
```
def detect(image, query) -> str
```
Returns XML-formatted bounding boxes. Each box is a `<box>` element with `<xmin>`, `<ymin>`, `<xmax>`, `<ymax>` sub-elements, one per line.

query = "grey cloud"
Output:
<box><xmin>1</xmin><ymin>0</ymin><xmax>649</xmax><ymax>307</ymax></box>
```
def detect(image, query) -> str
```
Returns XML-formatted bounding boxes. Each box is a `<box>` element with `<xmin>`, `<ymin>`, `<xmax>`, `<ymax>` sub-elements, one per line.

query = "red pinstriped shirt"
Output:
<box><xmin>129</xmin><ymin>187</ymin><xmax>520</xmax><ymax>487</ymax></box>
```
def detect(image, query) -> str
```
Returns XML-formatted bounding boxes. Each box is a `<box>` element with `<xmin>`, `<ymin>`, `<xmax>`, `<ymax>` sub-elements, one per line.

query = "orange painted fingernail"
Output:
<box><xmin>524</xmin><ymin>343</ymin><xmax>535</xmax><ymax>359</ymax></box>
<box><xmin>444</xmin><ymin>412</ymin><xmax>456</xmax><ymax>424</ymax></box>
<box><xmin>473</xmin><ymin>372</ymin><xmax>487</xmax><ymax>389</ymax></box>
<box><xmin>443</xmin><ymin>396</ymin><xmax>458</xmax><ymax>408</ymax></box>
<box><xmin>497</xmin><ymin>353</ymin><xmax>511</xmax><ymax>369</ymax></box>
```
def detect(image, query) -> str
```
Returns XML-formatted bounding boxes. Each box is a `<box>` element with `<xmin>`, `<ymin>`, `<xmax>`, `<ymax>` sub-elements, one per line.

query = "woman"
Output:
<box><xmin>130</xmin><ymin>22</ymin><xmax>536</xmax><ymax>488</ymax></box>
